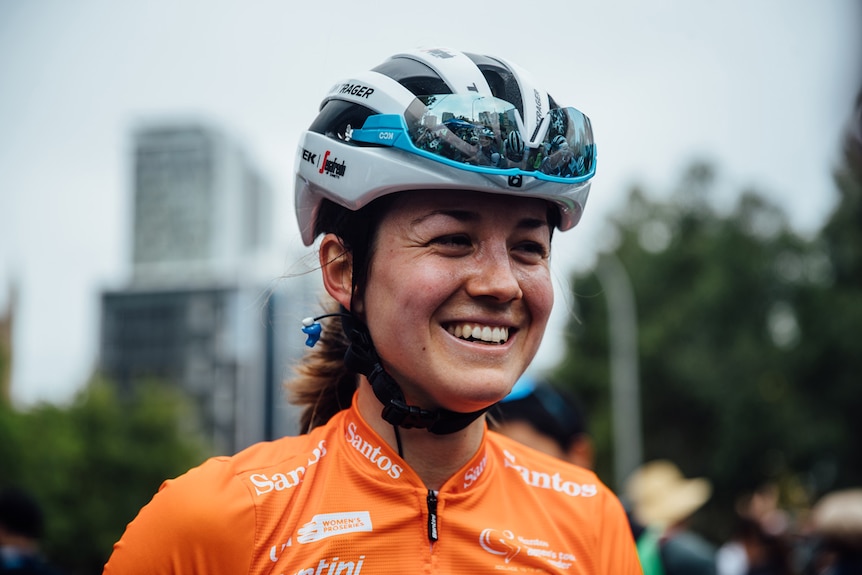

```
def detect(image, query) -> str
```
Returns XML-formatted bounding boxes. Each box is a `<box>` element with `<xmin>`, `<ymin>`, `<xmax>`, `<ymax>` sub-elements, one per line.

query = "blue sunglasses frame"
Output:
<box><xmin>349</xmin><ymin>113</ymin><xmax>596</xmax><ymax>185</ymax></box>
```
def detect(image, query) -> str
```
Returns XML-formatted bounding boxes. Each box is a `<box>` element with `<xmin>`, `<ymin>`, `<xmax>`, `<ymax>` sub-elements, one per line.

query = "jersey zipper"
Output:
<box><xmin>426</xmin><ymin>489</ymin><xmax>439</xmax><ymax>542</ymax></box>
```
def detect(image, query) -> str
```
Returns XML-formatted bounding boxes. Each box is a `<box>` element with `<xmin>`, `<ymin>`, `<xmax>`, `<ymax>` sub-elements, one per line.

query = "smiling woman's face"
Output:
<box><xmin>356</xmin><ymin>189</ymin><xmax>555</xmax><ymax>414</ymax></box>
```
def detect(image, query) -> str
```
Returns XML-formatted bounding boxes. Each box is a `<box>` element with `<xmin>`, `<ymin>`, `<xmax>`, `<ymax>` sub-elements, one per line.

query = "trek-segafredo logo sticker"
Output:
<box><xmin>346</xmin><ymin>421</ymin><xmax>404</xmax><ymax>479</ymax></box>
<box><xmin>298</xmin><ymin>511</ymin><xmax>372</xmax><ymax>543</ymax></box>
<box><xmin>301</xmin><ymin>147</ymin><xmax>346</xmax><ymax>179</ymax></box>
<box><xmin>503</xmin><ymin>449</ymin><xmax>598</xmax><ymax>497</ymax></box>
<box><xmin>480</xmin><ymin>528</ymin><xmax>576</xmax><ymax>570</ymax></box>
<box><xmin>248</xmin><ymin>440</ymin><xmax>327</xmax><ymax>496</ymax></box>
<box><xmin>319</xmin><ymin>150</ymin><xmax>346</xmax><ymax>178</ymax></box>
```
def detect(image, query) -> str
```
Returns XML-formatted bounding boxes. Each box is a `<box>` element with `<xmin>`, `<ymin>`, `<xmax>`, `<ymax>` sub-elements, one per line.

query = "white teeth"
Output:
<box><xmin>446</xmin><ymin>323</ymin><xmax>509</xmax><ymax>344</ymax></box>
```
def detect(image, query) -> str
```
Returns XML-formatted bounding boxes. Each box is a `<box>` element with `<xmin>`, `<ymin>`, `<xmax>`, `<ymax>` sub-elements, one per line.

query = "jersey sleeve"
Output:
<box><xmin>597</xmin><ymin>487</ymin><xmax>644</xmax><ymax>575</ymax></box>
<box><xmin>102</xmin><ymin>458</ymin><xmax>254</xmax><ymax>575</ymax></box>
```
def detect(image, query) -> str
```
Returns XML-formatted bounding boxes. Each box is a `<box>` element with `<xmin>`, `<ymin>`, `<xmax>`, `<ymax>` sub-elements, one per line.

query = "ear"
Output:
<box><xmin>319</xmin><ymin>233</ymin><xmax>354</xmax><ymax>310</ymax></box>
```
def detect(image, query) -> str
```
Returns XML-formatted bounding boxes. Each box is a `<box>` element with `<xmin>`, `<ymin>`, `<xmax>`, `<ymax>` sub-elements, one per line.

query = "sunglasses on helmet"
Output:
<box><xmin>349</xmin><ymin>94</ymin><xmax>596</xmax><ymax>184</ymax></box>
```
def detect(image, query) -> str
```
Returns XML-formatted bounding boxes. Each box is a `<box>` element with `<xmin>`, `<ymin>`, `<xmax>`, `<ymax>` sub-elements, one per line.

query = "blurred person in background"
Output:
<box><xmin>0</xmin><ymin>487</ymin><xmax>62</xmax><ymax>575</ymax></box>
<box><xmin>804</xmin><ymin>488</ymin><xmax>862</xmax><ymax>575</ymax></box>
<box><xmin>718</xmin><ymin>516</ymin><xmax>795</xmax><ymax>575</ymax></box>
<box><xmin>625</xmin><ymin>459</ymin><xmax>717</xmax><ymax>575</ymax></box>
<box><xmin>716</xmin><ymin>484</ymin><xmax>795</xmax><ymax>575</ymax></box>
<box><xmin>490</xmin><ymin>374</ymin><xmax>594</xmax><ymax>469</ymax></box>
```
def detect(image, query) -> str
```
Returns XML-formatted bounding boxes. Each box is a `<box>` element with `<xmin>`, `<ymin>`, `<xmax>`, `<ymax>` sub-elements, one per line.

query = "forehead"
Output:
<box><xmin>386</xmin><ymin>189</ymin><xmax>550</xmax><ymax>223</ymax></box>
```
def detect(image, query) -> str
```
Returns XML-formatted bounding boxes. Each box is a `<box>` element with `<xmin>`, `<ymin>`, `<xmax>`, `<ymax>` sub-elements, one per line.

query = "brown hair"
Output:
<box><xmin>288</xmin><ymin>297</ymin><xmax>356</xmax><ymax>433</ymax></box>
<box><xmin>285</xmin><ymin>196</ymin><xmax>395</xmax><ymax>433</ymax></box>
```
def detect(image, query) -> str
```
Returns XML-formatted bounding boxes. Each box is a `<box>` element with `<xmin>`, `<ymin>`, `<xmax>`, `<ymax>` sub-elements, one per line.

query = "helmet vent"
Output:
<box><xmin>309</xmin><ymin>100</ymin><xmax>376</xmax><ymax>142</ymax></box>
<box><xmin>373</xmin><ymin>58</ymin><xmax>452</xmax><ymax>96</ymax></box>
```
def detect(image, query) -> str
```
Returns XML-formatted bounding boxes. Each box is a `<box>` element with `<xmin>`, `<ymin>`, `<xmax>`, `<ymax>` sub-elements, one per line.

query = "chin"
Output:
<box><xmin>437</xmin><ymin>376</ymin><xmax>516</xmax><ymax>412</ymax></box>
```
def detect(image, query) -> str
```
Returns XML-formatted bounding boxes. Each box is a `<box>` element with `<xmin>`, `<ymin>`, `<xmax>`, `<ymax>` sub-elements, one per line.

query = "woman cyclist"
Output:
<box><xmin>103</xmin><ymin>47</ymin><xmax>641</xmax><ymax>574</ymax></box>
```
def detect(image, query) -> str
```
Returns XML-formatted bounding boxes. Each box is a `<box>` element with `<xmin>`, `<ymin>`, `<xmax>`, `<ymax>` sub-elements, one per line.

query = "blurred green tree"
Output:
<box><xmin>790</xmin><ymin>91</ymin><xmax>862</xmax><ymax>493</ymax></box>
<box><xmin>0</xmin><ymin>377</ymin><xmax>210</xmax><ymax>575</ymax></box>
<box><xmin>553</xmin><ymin>133</ymin><xmax>862</xmax><ymax>538</ymax></box>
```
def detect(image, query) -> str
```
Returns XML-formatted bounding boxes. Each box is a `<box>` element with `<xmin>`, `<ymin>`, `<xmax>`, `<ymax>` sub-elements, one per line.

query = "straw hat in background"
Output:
<box><xmin>625</xmin><ymin>459</ymin><xmax>713</xmax><ymax>529</ymax></box>
<box><xmin>811</xmin><ymin>488</ymin><xmax>862</xmax><ymax>549</ymax></box>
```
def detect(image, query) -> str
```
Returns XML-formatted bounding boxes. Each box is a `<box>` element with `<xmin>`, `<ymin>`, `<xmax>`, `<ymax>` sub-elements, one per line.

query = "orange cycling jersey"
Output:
<box><xmin>104</xmin><ymin>394</ymin><xmax>642</xmax><ymax>574</ymax></box>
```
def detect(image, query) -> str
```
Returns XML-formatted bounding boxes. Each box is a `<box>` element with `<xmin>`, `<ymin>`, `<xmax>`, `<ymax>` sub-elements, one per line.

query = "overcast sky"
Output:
<box><xmin>2</xmin><ymin>0</ymin><xmax>860</xmax><ymax>406</ymax></box>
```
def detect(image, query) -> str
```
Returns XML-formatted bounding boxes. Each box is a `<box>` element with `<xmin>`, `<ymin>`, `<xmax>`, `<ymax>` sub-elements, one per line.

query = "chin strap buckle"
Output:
<box><xmin>381</xmin><ymin>399</ymin><xmax>440</xmax><ymax>429</ymax></box>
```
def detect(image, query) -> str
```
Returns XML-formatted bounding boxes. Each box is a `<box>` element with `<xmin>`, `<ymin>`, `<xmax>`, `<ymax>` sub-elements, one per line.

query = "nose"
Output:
<box><xmin>465</xmin><ymin>243</ymin><xmax>523</xmax><ymax>303</ymax></box>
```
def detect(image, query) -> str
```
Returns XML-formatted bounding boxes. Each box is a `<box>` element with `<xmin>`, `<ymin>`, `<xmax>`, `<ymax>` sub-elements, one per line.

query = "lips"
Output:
<box><xmin>445</xmin><ymin>323</ymin><xmax>510</xmax><ymax>344</ymax></box>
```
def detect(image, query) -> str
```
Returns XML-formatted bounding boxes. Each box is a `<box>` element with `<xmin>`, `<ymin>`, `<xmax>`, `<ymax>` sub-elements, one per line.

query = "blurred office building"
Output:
<box><xmin>99</xmin><ymin>122</ymin><xmax>312</xmax><ymax>454</ymax></box>
<box><xmin>0</xmin><ymin>285</ymin><xmax>15</xmax><ymax>403</ymax></box>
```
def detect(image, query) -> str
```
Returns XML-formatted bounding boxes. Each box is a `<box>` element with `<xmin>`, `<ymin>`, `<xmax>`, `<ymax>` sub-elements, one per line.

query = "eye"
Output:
<box><xmin>431</xmin><ymin>234</ymin><xmax>473</xmax><ymax>249</ymax></box>
<box><xmin>513</xmin><ymin>240</ymin><xmax>549</xmax><ymax>261</ymax></box>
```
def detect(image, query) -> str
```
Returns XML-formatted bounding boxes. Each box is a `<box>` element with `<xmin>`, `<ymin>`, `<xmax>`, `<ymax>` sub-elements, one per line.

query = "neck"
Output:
<box><xmin>355</xmin><ymin>379</ymin><xmax>485</xmax><ymax>491</ymax></box>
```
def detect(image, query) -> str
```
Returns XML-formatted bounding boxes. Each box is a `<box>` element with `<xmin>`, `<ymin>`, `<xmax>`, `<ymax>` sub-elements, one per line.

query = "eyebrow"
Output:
<box><xmin>412</xmin><ymin>209</ymin><xmax>548</xmax><ymax>230</ymax></box>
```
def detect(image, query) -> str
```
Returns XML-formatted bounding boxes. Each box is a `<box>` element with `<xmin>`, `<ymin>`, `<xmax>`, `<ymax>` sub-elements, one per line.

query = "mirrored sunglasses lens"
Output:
<box><xmin>535</xmin><ymin>108</ymin><xmax>594</xmax><ymax>178</ymax></box>
<box><xmin>404</xmin><ymin>96</ymin><xmax>594</xmax><ymax>180</ymax></box>
<box><xmin>406</xmin><ymin>95</ymin><xmax>517</xmax><ymax>169</ymax></box>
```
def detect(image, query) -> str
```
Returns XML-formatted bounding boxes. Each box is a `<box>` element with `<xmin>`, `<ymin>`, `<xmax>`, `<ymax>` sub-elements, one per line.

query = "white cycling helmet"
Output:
<box><xmin>295</xmin><ymin>47</ymin><xmax>596</xmax><ymax>245</ymax></box>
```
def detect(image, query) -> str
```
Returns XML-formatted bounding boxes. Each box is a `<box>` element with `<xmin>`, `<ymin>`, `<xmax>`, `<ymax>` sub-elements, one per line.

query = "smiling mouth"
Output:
<box><xmin>446</xmin><ymin>323</ymin><xmax>510</xmax><ymax>344</ymax></box>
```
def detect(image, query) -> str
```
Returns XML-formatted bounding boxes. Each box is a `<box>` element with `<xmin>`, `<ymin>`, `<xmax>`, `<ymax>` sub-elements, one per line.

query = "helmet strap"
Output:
<box><xmin>339</xmin><ymin>308</ymin><xmax>489</xmax><ymax>436</ymax></box>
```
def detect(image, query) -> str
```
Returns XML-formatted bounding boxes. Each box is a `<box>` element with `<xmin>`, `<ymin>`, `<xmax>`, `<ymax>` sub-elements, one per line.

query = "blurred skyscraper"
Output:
<box><xmin>0</xmin><ymin>285</ymin><xmax>15</xmax><ymax>403</ymax></box>
<box><xmin>130</xmin><ymin>124</ymin><xmax>272</xmax><ymax>286</ymax></box>
<box><xmin>99</xmin><ymin>122</ymin><xmax>310</xmax><ymax>454</ymax></box>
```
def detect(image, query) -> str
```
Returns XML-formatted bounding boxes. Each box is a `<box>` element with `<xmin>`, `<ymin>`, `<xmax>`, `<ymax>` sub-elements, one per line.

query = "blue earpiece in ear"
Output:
<box><xmin>301</xmin><ymin>317</ymin><xmax>323</xmax><ymax>348</ymax></box>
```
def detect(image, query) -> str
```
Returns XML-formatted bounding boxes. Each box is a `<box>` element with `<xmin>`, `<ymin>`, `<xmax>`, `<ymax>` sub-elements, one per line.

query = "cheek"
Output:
<box><xmin>523</xmin><ymin>270</ymin><xmax>555</xmax><ymax>323</ymax></box>
<box><xmin>364</xmin><ymin>257</ymin><xmax>450</xmax><ymax>323</ymax></box>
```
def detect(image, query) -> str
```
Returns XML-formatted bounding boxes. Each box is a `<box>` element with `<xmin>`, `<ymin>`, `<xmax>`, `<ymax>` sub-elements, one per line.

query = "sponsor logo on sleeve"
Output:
<box><xmin>248</xmin><ymin>440</ymin><xmax>327</xmax><ymax>496</ymax></box>
<box><xmin>502</xmin><ymin>449</ymin><xmax>598</xmax><ymax>497</ymax></box>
